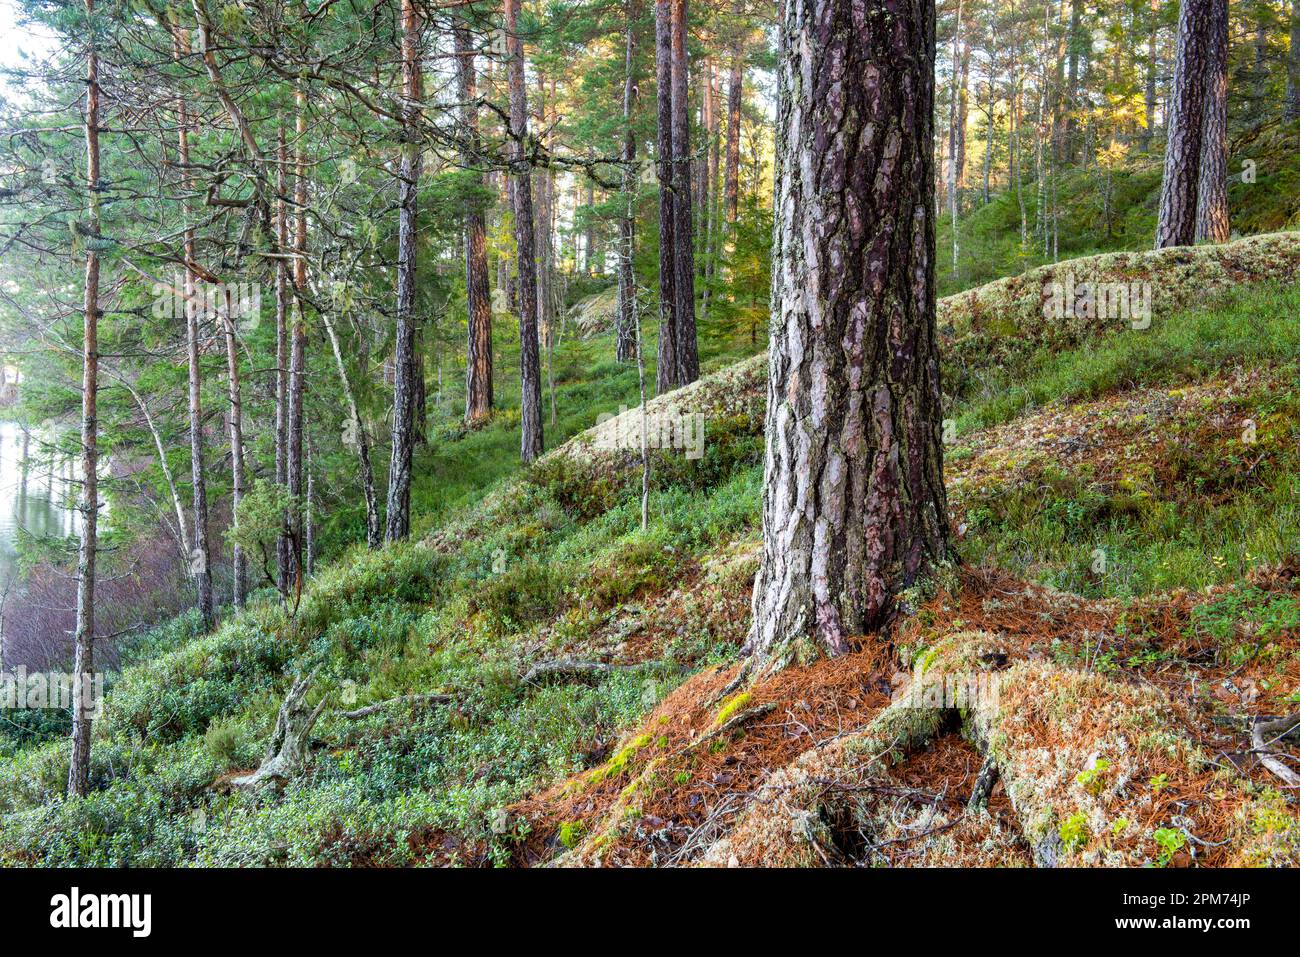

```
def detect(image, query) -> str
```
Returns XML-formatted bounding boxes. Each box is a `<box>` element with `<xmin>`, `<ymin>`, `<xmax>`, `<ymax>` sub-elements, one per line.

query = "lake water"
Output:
<box><xmin>0</xmin><ymin>420</ymin><xmax>81</xmax><ymax>601</ymax></box>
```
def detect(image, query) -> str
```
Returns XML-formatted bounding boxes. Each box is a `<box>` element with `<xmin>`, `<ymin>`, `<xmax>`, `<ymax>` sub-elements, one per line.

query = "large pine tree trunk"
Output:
<box><xmin>654</xmin><ymin>0</ymin><xmax>677</xmax><ymax>394</ymax></box>
<box><xmin>669</xmin><ymin>0</ymin><xmax>698</xmax><ymax>386</ymax></box>
<box><xmin>1155</xmin><ymin>0</ymin><xmax>1212</xmax><ymax>248</ymax></box>
<box><xmin>507</xmin><ymin>0</ymin><xmax>545</xmax><ymax>462</ymax></box>
<box><xmin>616</xmin><ymin>0</ymin><xmax>641</xmax><ymax>364</ymax></box>
<box><xmin>457</xmin><ymin>25</ymin><xmax>494</xmax><ymax>424</ymax></box>
<box><xmin>386</xmin><ymin>0</ymin><xmax>422</xmax><ymax>538</ymax></box>
<box><xmin>1195</xmin><ymin>0</ymin><xmax>1229</xmax><ymax>243</ymax></box>
<box><xmin>748</xmin><ymin>0</ymin><xmax>951</xmax><ymax>669</ymax></box>
<box><xmin>69</xmin><ymin>0</ymin><xmax>101</xmax><ymax>798</ymax></box>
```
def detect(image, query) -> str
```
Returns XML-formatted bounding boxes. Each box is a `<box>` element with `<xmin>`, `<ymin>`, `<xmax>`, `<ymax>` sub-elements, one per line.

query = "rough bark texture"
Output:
<box><xmin>386</xmin><ymin>0</ymin><xmax>422</xmax><ymax>539</ymax></box>
<box><xmin>670</xmin><ymin>0</ymin><xmax>699</xmax><ymax>386</ymax></box>
<box><xmin>748</xmin><ymin>0</ymin><xmax>952</xmax><ymax>669</ymax></box>
<box><xmin>457</xmin><ymin>25</ymin><xmax>494</xmax><ymax>424</ymax></box>
<box><xmin>507</xmin><ymin>0</ymin><xmax>545</xmax><ymax>461</ymax></box>
<box><xmin>69</xmin><ymin>0</ymin><xmax>100</xmax><ymax>798</ymax></box>
<box><xmin>654</xmin><ymin>0</ymin><xmax>677</xmax><ymax>394</ymax></box>
<box><xmin>1195</xmin><ymin>0</ymin><xmax>1230</xmax><ymax>244</ymax></box>
<box><xmin>1155</xmin><ymin>0</ymin><xmax>1212</xmax><ymax>248</ymax></box>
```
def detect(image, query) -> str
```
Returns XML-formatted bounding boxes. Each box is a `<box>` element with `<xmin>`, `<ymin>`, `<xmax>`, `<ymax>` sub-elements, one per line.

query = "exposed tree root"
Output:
<box><xmin>699</xmin><ymin>632</ymin><xmax>1222</xmax><ymax>867</ymax></box>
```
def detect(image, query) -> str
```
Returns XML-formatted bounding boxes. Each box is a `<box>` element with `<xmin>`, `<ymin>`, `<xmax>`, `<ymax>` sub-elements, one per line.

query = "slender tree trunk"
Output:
<box><xmin>982</xmin><ymin>71</ymin><xmax>994</xmax><ymax>204</ymax></box>
<box><xmin>670</xmin><ymin>0</ymin><xmax>698</xmax><ymax>386</ymax></box>
<box><xmin>948</xmin><ymin>0</ymin><xmax>964</xmax><ymax>275</ymax></box>
<box><xmin>698</xmin><ymin>58</ymin><xmax>713</xmax><ymax>319</ymax></box>
<box><xmin>172</xmin><ymin>21</ymin><xmax>213</xmax><ymax>631</ymax></box>
<box><xmin>724</xmin><ymin>29</ymin><xmax>743</xmax><ymax>231</ymax></box>
<box><xmin>387</xmin><ymin>0</ymin><xmax>422</xmax><ymax>537</ymax></box>
<box><xmin>748</xmin><ymin>0</ymin><xmax>951</xmax><ymax>669</ymax></box>
<box><xmin>457</xmin><ymin>26</ymin><xmax>494</xmax><ymax>424</ymax></box>
<box><xmin>506</xmin><ymin>0</ymin><xmax>545</xmax><ymax>462</ymax></box>
<box><xmin>320</xmin><ymin>307</ymin><xmax>380</xmax><ymax>548</ymax></box>
<box><xmin>1288</xmin><ymin>0</ymin><xmax>1300</xmax><ymax>122</ymax></box>
<box><xmin>616</xmin><ymin>0</ymin><xmax>641</xmax><ymax>364</ymax></box>
<box><xmin>69</xmin><ymin>0</ymin><xmax>101</xmax><ymax>798</ymax></box>
<box><xmin>1155</xmin><ymin>0</ymin><xmax>1213</xmax><ymax>248</ymax></box>
<box><xmin>1195</xmin><ymin>0</ymin><xmax>1229</xmax><ymax>243</ymax></box>
<box><xmin>654</xmin><ymin>0</ymin><xmax>677</xmax><ymax>393</ymax></box>
<box><xmin>413</xmin><ymin>327</ymin><xmax>427</xmax><ymax>446</ymax></box>
<box><xmin>1144</xmin><ymin>0</ymin><xmax>1160</xmax><ymax>149</ymax></box>
<box><xmin>288</xmin><ymin>92</ymin><xmax>308</xmax><ymax>572</ymax></box>
<box><xmin>275</xmin><ymin>127</ymin><xmax>290</xmax><ymax>591</ymax></box>
<box><xmin>305</xmin><ymin>436</ymin><xmax>315</xmax><ymax>577</ymax></box>
<box><xmin>221</xmin><ymin>292</ymin><xmax>245</xmax><ymax>606</ymax></box>
<box><xmin>1065</xmin><ymin>0</ymin><xmax>1082</xmax><ymax>158</ymax></box>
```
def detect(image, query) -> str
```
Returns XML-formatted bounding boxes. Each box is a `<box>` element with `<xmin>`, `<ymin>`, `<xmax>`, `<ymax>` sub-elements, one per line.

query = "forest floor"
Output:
<box><xmin>0</xmin><ymin>233</ymin><xmax>1297</xmax><ymax>868</ymax></box>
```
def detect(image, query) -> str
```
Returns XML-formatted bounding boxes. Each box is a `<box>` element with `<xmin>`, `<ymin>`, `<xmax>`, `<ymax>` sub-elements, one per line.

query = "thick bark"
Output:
<box><xmin>1195</xmin><ymin>0</ymin><xmax>1229</xmax><ymax>243</ymax></box>
<box><xmin>387</xmin><ymin>0</ymin><xmax>422</xmax><ymax>538</ymax></box>
<box><xmin>1155</xmin><ymin>0</ymin><xmax>1213</xmax><ymax>248</ymax></box>
<box><xmin>506</xmin><ymin>0</ymin><xmax>545</xmax><ymax>462</ymax></box>
<box><xmin>457</xmin><ymin>27</ymin><xmax>494</xmax><ymax>424</ymax></box>
<box><xmin>748</xmin><ymin>0</ymin><xmax>951</xmax><ymax>668</ymax></box>
<box><xmin>69</xmin><ymin>0</ymin><xmax>101</xmax><ymax>798</ymax></box>
<box><xmin>669</xmin><ymin>0</ymin><xmax>698</xmax><ymax>386</ymax></box>
<box><xmin>616</xmin><ymin>0</ymin><xmax>641</xmax><ymax>364</ymax></box>
<box><xmin>173</xmin><ymin>21</ymin><xmax>213</xmax><ymax>631</ymax></box>
<box><xmin>654</xmin><ymin>0</ymin><xmax>677</xmax><ymax>393</ymax></box>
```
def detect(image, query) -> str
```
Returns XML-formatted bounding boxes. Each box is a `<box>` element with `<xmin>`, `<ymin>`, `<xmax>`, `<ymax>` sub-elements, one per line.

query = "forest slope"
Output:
<box><xmin>0</xmin><ymin>234</ymin><xmax>1297</xmax><ymax>868</ymax></box>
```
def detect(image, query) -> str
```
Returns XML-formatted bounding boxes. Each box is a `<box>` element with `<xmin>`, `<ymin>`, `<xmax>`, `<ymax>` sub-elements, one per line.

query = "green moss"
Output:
<box><xmin>558</xmin><ymin>820</ymin><xmax>586</xmax><ymax>849</ymax></box>
<box><xmin>713</xmin><ymin>691</ymin><xmax>753</xmax><ymax>727</ymax></box>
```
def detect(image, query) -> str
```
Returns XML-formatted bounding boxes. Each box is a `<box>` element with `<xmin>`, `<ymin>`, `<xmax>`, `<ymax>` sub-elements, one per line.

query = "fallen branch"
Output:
<box><xmin>341</xmin><ymin>693</ymin><xmax>452</xmax><ymax>720</ymax></box>
<box><xmin>1251</xmin><ymin>713</ymin><xmax>1300</xmax><ymax>788</ymax></box>
<box><xmin>690</xmin><ymin>703</ymin><xmax>778</xmax><ymax>752</ymax></box>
